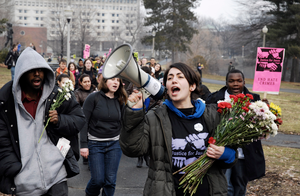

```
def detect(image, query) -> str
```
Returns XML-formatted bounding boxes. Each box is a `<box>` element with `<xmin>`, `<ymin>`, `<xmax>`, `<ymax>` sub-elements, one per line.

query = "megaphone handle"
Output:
<box><xmin>127</xmin><ymin>89</ymin><xmax>151</xmax><ymax>108</ymax></box>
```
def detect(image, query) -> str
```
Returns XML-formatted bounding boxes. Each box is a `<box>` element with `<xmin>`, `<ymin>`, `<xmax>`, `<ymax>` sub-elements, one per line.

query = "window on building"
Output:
<box><xmin>103</xmin><ymin>26</ymin><xmax>105</xmax><ymax>29</ymax></box>
<box><xmin>126</xmin><ymin>14</ymin><xmax>129</xmax><ymax>17</ymax></box>
<box><xmin>19</xmin><ymin>10</ymin><xmax>22</xmax><ymax>13</ymax></box>
<box><xmin>28</xmin><ymin>2</ymin><xmax>31</xmax><ymax>6</ymax></box>
<box><xmin>126</xmin><ymin>33</ymin><xmax>129</xmax><ymax>36</ymax></box>
<box><xmin>102</xmin><ymin>13</ymin><xmax>105</xmax><ymax>16</ymax></box>
<box><xmin>24</xmin><ymin>23</ymin><xmax>27</xmax><ymax>26</ymax></box>
<box><xmin>32</xmin><ymin>2</ymin><xmax>35</xmax><ymax>6</ymax></box>
<box><xmin>116</xmin><ymin>20</ymin><xmax>119</xmax><ymax>23</ymax></box>
<box><xmin>24</xmin><ymin>1</ymin><xmax>26</xmax><ymax>6</ymax></box>
<box><xmin>19</xmin><ymin>16</ymin><xmax>22</xmax><ymax>20</ymax></box>
<box><xmin>112</xmin><ymin>20</ymin><xmax>115</xmax><ymax>23</ymax></box>
<box><xmin>112</xmin><ymin>14</ymin><xmax>115</xmax><ymax>17</ymax></box>
<box><xmin>102</xmin><ymin>20</ymin><xmax>105</xmax><ymax>23</ymax></box>
<box><xmin>41</xmin><ymin>11</ymin><xmax>44</xmax><ymax>14</ymax></box>
<box><xmin>116</xmin><ymin>27</ymin><xmax>119</xmax><ymax>29</ymax></box>
<box><xmin>98</xmin><ymin>26</ymin><xmax>100</xmax><ymax>29</ymax></box>
<box><xmin>87</xmin><ymin>19</ymin><xmax>90</xmax><ymax>22</ymax></box>
<box><xmin>36</xmin><ymin>10</ymin><xmax>39</xmax><ymax>14</ymax></box>
<box><xmin>98</xmin><ymin>20</ymin><xmax>100</xmax><ymax>23</ymax></box>
<box><xmin>97</xmin><ymin>32</ymin><xmax>101</xmax><ymax>36</ymax></box>
<box><xmin>97</xmin><ymin>13</ymin><xmax>100</xmax><ymax>16</ymax></box>
<box><xmin>36</xmin><ymin>2</ymin><xmax>39</xmax><ymax>6</ymax></box>
<box><xmin>51</xmin><ymin>24</ymin><xmax>55</xmax><ymax>27</ymax></box>
<box><xmin>41</xmin><ymin>24</ymin><xmax>44</xmax><ymax>27</ymax></box>
<box><xmin>24</xmin><ymin>10</ymin><xmax>27</xmax><ymax>13</ymax></box>
<box><xmin>24</xmin><ymin>17</ymin><xmax>27</xmax><ymax>20</ymax></box>
<box><xmin>112</xmin><ymin>26</ymin><xmax>114</xmax><ymax>29</ymax></box>
<box><xmin>111</xmin><ymin>33</ymin><xmax>114</xmax><ymax>36</ymax></box>
<box><xmin>117</xmin><ymin>14</ymin><xmax>119</xmax><ymax>17</ymax></box>
<box><xmin>87</xmin><ymin>26</ymin><xmax>90</xmax><ymax>29</ymax></box>
<box><xmin>41</xmin><ymin>17</ymin><xmax>43</xmax><ymax>21</ymax></box>
<box><xmin>36</xmin><ymin>17</ymin><xmax>39</xmax><ymax>20</ymax></box>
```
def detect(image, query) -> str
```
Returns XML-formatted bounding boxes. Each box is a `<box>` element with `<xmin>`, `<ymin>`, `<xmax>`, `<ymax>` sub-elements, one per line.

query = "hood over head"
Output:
<box><xmin>12</xmin><ymin>47</ymin><xmax>55</xmax><ymax>101</ymax></box>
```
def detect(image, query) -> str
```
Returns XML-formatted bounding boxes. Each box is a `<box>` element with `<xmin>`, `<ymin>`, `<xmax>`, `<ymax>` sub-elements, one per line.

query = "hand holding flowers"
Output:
<box><xmin>38</xmin><ymin>79</ymin><xmax>74</xmax><ymax>143</ymax></box>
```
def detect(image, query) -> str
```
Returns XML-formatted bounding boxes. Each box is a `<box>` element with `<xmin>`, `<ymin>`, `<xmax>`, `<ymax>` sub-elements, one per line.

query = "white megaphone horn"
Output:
<box><xmin>102</xmin><ymin>43</ymin><xmax>165</xmax><ymax>106</ymax></box>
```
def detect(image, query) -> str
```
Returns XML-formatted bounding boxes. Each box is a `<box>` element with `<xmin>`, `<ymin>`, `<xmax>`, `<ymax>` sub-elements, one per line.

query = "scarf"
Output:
<box><xmin>163</xmin><ymin>99</ymin><xmax>206</xmax><ymax>119</ymax></box>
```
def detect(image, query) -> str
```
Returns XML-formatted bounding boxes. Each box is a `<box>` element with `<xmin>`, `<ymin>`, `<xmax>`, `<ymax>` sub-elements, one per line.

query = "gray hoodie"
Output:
<box><xmin>12</xmin><ymin>47</ymin><xmax>67</xmax><ymax>195</ymax></box>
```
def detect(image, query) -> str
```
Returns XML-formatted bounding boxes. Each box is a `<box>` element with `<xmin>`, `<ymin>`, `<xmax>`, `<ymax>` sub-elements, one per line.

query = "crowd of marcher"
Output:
<box><xmin>0</xmin><ymin>44</ymin><xmax>267</xmax><ymax>196</ymax></box>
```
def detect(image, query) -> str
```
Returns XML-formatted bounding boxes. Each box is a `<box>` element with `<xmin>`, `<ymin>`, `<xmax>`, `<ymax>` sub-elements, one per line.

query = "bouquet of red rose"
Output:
<box><xmin>173</xmin><ymin>93</ymin><xmax>282</xmax><ymax>195</ymax></box>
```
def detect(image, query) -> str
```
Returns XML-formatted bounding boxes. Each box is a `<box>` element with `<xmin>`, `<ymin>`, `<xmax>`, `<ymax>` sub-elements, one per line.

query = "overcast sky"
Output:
<box><xmin>195</xmin><ymin>0</ymin><xmax>239</xmax><ymax>22</ymax></box>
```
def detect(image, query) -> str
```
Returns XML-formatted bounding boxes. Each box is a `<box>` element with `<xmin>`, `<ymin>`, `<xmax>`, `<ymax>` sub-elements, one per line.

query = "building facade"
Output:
<box><xmin>5</xmin><ymin>0</ymin><xmax>141</xmax><ymax>57</ymax></box>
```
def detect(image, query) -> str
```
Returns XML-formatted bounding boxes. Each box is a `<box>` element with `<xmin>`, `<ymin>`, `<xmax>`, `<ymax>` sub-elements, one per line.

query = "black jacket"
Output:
<box><xmin>0</xmin><ymin>81</ymin><xmax>85</xmax><ymax>194</ymax></box>
<box><xmin>206</xmin><ymin>86</ymin><xmax>265</xmax><ymax>181</ymax></box>
<box><xmin>5</xmin><ymin>50</ymin><xmax>19</xmax><ymax>68</ymax></box>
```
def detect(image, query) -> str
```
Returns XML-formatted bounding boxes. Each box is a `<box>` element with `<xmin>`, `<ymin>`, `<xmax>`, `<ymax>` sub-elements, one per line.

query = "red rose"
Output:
<box><xmin>237</xmin><ymin>94</ymin><xmax>245</xmax><ymax>99</ymax></box>
<box><xmin>246</xmin><ymin>94</ymin><xmax>254</xmax><ymax>100</ymax></box>
<box><xmin>217</xmin><ymin>108</ymin><xmax>223</xmax><ymax>113</ymax></box>
<box><xmin>242</xmin><ymin>106</ymin><xmax>249</xmax><ymax>112</ymax></box>
<box><xmin>276</xmin><ymin>118</ymin><xmax>283</xmax><ymax>125</ymax></box>
<box><xmin>208</xmin><ymin>137</ymin><xmax>216</xmax><ymax>144</ymax></box>
<box><xmin>218</xmin><ymin>102</ymin><xmax>232</xmax><ymax>109</ymax></box>
<box><xmin>229</xmin><ymin>95</ymin><xmax>237</xmax><ymax>99</ymax></box>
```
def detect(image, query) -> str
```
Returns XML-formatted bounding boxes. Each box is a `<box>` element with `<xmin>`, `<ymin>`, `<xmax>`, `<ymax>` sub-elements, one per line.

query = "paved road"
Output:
<box><xmin>68</xmin><ymin>155</ymin><xmax>147</xmax><ymax>196</ymax></box>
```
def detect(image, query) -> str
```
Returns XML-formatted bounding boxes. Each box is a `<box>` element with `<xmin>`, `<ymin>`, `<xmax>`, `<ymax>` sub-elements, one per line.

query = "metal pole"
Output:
<box><xmin>67</xmin><ymin>19</ymin><xmax>71</xmax><ymax>64</ymax></box>
<box><xmin>152</xmin><ymin>36</ymin><xmax>155</xmax><ymax>58</ymax></box>
<box><xmin>263</xmin><ymin>33</ymin><xmax>266</xmax><ymax>47</ymax></box>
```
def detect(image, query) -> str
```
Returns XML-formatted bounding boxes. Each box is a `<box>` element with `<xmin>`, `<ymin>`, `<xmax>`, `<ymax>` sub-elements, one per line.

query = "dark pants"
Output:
<box><xmin>225</xmin><ymin>159</ymin><xmax>248</xmax><ymax>196</ymax></box>
<box><xmin>86</xmin><ymin>140</ymin><xmax>122</xmax><ymax>196</ymax></box>
<box><xmin>42</xmin><ymin>181</ymin><xmax>68</xmax><ymax>196</ymax></box>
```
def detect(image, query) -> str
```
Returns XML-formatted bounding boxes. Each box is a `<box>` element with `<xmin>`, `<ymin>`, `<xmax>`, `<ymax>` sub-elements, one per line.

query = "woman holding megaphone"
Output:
<box><xmin>119</xmin><ymin>63</ymin><xmax>237</xmax><ymax>196</ymax></box>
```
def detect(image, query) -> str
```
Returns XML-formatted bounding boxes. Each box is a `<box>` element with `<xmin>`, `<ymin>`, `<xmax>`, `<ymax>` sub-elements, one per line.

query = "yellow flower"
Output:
<box><xmin>270</xmin><ymin>102</ymin><xmax>282</xmax><ymax>117</ymax></box>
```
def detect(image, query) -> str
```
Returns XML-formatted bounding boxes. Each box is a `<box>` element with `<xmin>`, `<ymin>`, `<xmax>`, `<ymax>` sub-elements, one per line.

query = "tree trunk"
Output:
<box><xmin>60</xmin><ymin>37</ymin><xmax>64</xmax><ymax>60</ymax></box>
<box><xmin>290</xmin><ymin>57</ymin><xmax>298</xmax><ymax>82</ymax></box>
<box><xmin>282</xmin><ymin>57</ymin><xmax>288</xmax><ymax>81</ymax></box>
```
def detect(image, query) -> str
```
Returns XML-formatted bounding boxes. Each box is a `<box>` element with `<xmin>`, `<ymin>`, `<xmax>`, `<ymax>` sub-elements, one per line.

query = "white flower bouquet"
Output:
<box><xmin>38</xmin><ymin>79</ymin><xmax>74</xmax><ymax>143</ymax></box>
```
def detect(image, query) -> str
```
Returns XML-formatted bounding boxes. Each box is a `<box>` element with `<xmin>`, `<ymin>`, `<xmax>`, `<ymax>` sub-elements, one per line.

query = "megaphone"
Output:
<box><xmin>102</xmin><ymin>43</ymin><xmax>165</xmax><ymax>106</ymax></box>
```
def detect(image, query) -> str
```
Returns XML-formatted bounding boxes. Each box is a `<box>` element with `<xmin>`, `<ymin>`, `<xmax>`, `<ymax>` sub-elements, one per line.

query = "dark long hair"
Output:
<box><xmin>163</xmin><ymin>62</ymin><xmax>202</xmax><ymax>101</ymax></box>
<box><xmin>98</xmin><ymin>78</ymin><xmax>128</xmax><ymax>105</ymax></box>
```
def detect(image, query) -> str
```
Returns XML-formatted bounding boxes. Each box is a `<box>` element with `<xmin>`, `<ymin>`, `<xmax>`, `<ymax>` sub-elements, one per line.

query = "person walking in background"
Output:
<box><xmin>4</xmin><ymin>43</ymin><xmax>19</xmax><ymax>80</ymax></box>
<box><xmin>80</xmin><ymin>77</ymin><xmax>127</xmax><ymax>196</ymax></box>
<box><xmin>154</xmin><ymin>63</ymin><xmax>164</xmax><ymax>82</ymax></box>
<box><xmin>206</xmin><ymin>69</ymin><xmax>266</xmax><ymax>196</ymax></box>
<box><xmin>78</xmin><ymin>58</ymin><xmax>85</xmax><ymax>73</ymax></box>
<box><xmin>0</xmin><ymin>47</ymin><xmax>85</xmax><ymax>195</ymax></box>
<box><xmin>228</xmin><ymin>62</ymin><xmax>235</xmax><ymax>72</ymax></box>
<box><xmin>75</xmin><ymin>74</ymin><xmax>97</xmax><ymax>166</ymax></box>
<box><xmin>29</xmin><ymin>43</ymin><xmax>36</xmax><ymax>50</ymax></box>
<box><xmin>68</xmin><ymin>62</ymin><xmax>80</xmax><ymax>89</ymax></box>
<box><xmin>120</xmin><ymin>63</ymin><xmax>237</xmax><ymax>196</ymax></box>
<box><xmin>55</xmin><ymin>59</ymin><xmax>75</xmax><ymax>87</ymax></box>
<box><xmin>197</xmin><ymin>62</ymin><xmax>204</xmax><ymax>78</ymax></box>
<box><xmin>80</xmin><ymin>59</ymin><xmax>98</xmax><ymax>87</ymax></box>
<box><xmin>74</xmin><ymin>74</ymin><xmax>97</xmax><ymax>107</ymax></box>
<box><xmin>56</xmin><ymin>74</ymin><xmax>70</xmax><ymax>89</ymax></box>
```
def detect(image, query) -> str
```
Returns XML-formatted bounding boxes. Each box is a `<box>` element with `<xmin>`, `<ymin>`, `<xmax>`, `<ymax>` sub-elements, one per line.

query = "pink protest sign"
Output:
<box><xmin>252</xmin><ymin>47</ymin><xmax>285</xmax><ymax>93</ymax></box>
<box><xmin>83</xmin><ymin>44</ymin><xmax>90</xmax><ymax>59</ymax></box>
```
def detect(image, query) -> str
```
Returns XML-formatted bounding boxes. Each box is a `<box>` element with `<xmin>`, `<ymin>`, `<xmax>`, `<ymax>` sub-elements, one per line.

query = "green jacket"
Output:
<box><xmin>120</xmin><ymin>104</ymin><xmax>237</xmax><ymax>196</ymax></box>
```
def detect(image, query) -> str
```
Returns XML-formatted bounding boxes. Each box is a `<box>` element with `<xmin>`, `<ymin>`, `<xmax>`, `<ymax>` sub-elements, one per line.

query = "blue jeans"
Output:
<box><xmin>11</xmin><ymin>66</ymin><xmax>15</xmax><ymax>81</ymax></box>
<box><xmin>86</xmin><ymin>140</ymin><xmax>122</xmax><ymax>196</ymax></box>
<box><xmin>225</xmin><ymin>159</ymin><xmax>248</xmax><ymax>196</ymax></box>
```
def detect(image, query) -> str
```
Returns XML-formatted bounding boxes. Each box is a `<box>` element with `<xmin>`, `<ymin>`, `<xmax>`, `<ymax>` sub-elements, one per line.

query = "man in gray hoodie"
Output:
<box><xmin>0</xmin><ymin>47</ymin><xmax>85</xmax><ymax>195</ymax></box>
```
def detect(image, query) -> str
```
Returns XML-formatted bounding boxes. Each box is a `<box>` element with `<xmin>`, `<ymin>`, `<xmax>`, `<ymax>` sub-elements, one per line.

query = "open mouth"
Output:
<box><xmin>171</xmin><ymin>86</ymin><xmax>180</xmax><ymax>95</ymax></box>
<box><xmin>32</xmin><ymin>78</ymin><xmax>41</xmax><ymax>86</ymax></box>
